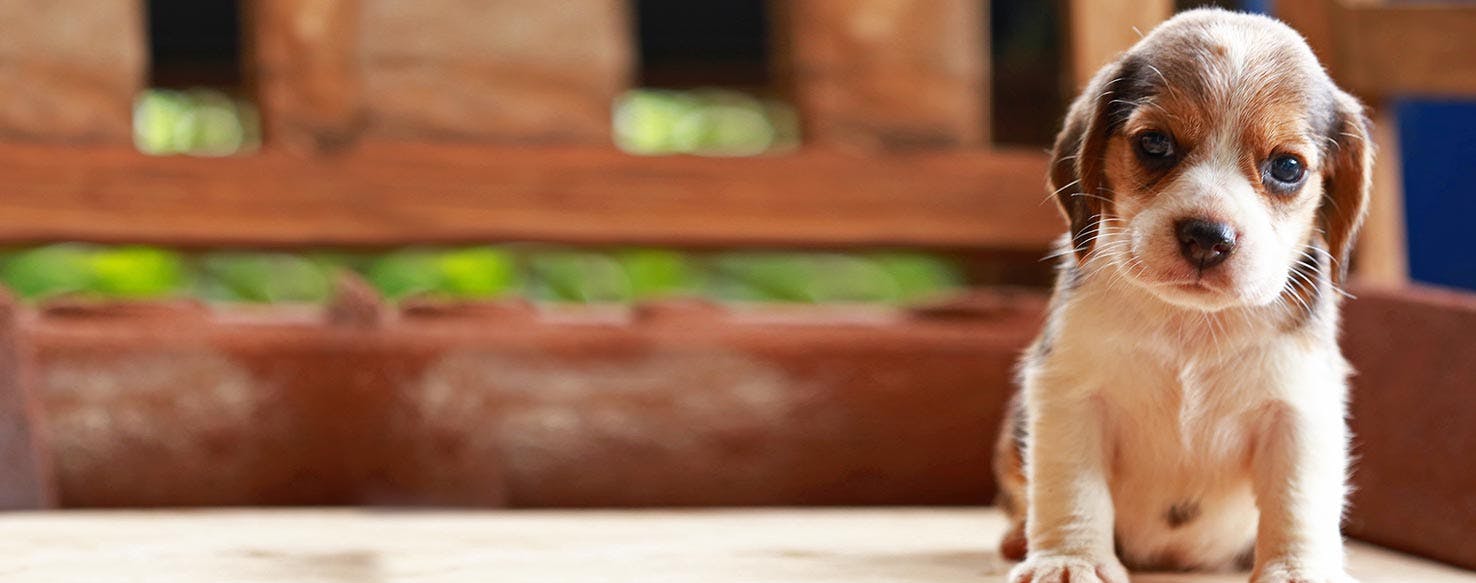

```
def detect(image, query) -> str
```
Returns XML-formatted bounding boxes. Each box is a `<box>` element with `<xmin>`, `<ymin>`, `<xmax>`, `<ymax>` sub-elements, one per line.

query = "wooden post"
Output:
<box><xmin>1357</xmin><ymin>106</ymin><xmax>1409</xmax><ymax>285</ymax></box>
<box><xmin>1065</xmin><ymin>0</ymin><xmax>1172</xmax><ymax>89</ymax></box>
<box><xmin>777</xmin><ymin>0</ymin><xmax>989</xmax><ymax>150</ymax></box>
<box><xmin>249</xmin><ymin>0</ymin><xmax>366</xmax><ymax>154</ymax></box>
<box><xmin>0</xmin><ymin>0</ymin><xmax>145</xmax><ymax>143</ymax></box>
<box><xmin>358</xmin><ymin>0</ymin><xmax>633</xmax><ymax>144</ymax></box>
<box><xmin>0</xmin><ymin>291</ymin><xmax>55</xmax><ymax>509</ymax></box>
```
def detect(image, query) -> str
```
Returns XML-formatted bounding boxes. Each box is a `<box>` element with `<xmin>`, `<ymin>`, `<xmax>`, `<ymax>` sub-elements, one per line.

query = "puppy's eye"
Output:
<box><xmin>1266</xmin><ymin>155</ymin><xmax>1306</xmax><ymax>187</ymax></box>
<box><xmin>1137</xmin><ymin>131</ymin><xmax>1176</xmax><ymax>159</ymax></box>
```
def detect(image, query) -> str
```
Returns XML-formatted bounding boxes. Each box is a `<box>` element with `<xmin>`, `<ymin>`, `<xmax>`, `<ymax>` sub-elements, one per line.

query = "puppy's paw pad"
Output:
<box><xmin>1008</xmin><ymin>554</ymin><xmax>1129</xmax><ymax>583</ymax></box>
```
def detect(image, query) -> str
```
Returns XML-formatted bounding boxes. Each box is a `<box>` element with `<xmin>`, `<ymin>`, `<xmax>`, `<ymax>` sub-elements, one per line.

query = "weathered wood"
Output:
<box><xmin>248</xmin><ymin>0</ymin><xmax>366</xmax><ymax>153</ymax></box>
<box><xmin>1353</xmin><ymin>106</ymin><xmax>1408</xmax><ymax>284</ymax></box>
<box><xmin>0</xmin><ymin>0</ymin><xmax>145</xmax><ymax>143</ymax></box>
<box><xmin>0</xmin><ymin>509</ymin><xmax>1471</xmax><ymax>581</ymax></box>
<box><xmin>358</xmin><ymin>0</ymin><xmax>632</xmax><ymax>143</ymax></box>
<box><xmin>0</xmin><ymin>291</ymin><xmax>53</xmax><ymax>509</ymax></box>
<box><xmin>29</xmin><ymin>291</ymin><xmax>1043</xmax><ymax>507</ymax></box>
<box><xmin>0</xmin><ymin>142</ymin><xmax>1060</xmax><ymax>250</ymax></box>
<box><xmin>1334</xmin><ymin>3</ymin><xmax>1476</xmax><ymax>98</ymax></box>
<box><xmin>1343</xmin><ymin>285</ymin><xmax>1476</xmax><ymax>571</ymax></box>
<box><xmin>1065</xmin><ymin>0</ymin><xmax>1172</xmax><ymax>89</ymax></box>
<box><xmin>778</xmin><ymin>0</ymin><xmax>989</xmax><ymax>149</ymax></box>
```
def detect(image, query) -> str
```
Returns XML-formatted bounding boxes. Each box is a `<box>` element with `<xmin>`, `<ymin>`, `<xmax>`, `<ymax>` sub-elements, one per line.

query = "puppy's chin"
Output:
<box><xmin>1113</xmin><ymin>262</ymin><xmax>1278</xmax><ymax>313</ymax></box>
<box><xmin>1138</xmin><ymin>280</ymin><xmax>1242</xmax><ymax>312</ymax></box>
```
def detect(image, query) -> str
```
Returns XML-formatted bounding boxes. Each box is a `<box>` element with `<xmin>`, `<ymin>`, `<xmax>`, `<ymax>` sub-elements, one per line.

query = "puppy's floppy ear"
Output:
<box><xmin>1319</xmin><ymin>90</ymin><xmax>1373</xmax><ymax>286</ymax></box>
<box><xmin>1051</xmin><ymin>56</ymin><xmax>1143</xmax><ymax>261</ymax></box>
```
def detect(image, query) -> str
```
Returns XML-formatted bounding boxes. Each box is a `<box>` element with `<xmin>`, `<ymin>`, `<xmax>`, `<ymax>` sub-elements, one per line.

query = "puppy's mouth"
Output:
<box><xmin>1170</xmin><ymin>281</ymin><xmax>1218</xmax><ymax>294</ymax></box>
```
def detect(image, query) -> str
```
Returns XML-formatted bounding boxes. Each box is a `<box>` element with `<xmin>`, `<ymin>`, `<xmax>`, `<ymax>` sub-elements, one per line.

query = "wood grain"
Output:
<box><xmin>0</xmin><ymin>0</ymin><xmax>145</xmax><ymax>143</ymax></box>
<box><xmin>0</xmin><ymin>292</ymin><xmax>53</xmax><ymax>509</ymax></box>
<box><xmin>358</xmin><ymin>0</ymin><xmax>632</xmax><ymax>143</ymax></box>
<box><xmin>1334</xmin><ymin>3</ymin><xmax>1476</xmax><ymax>98</ymax></box>
<box><xmin>248</xmin><ymin>0</ymin><xmax>366</xmax><ymax>153</ymax></box>
<box><xmin>0</xmin><ymin>143</ymin><xmax>1060</xmax><ymax>250</ymax></box>
<box><xmin>1065</xmin><ymin>0</ymin><xmax>1172</xmax><ymax>89</ymax></box>
<box><xmin>778</xmin><ymin>0</ymin><xmax>989</xmax><ymax>149</ymax></box>
<box><xmin>1343</xmin><ymin>285</ymin><xmax>1476</xmax><ymax>571</ymax></box>
<box><xmin>0</xmin><ymin>509</ymin><xmax>1471</xmax><ymax>582</ymax></box>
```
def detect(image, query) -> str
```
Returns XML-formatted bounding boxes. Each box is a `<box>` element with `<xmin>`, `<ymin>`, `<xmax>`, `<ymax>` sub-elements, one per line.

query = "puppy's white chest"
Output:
<box><xmin>1097</xmin><ymin>355</ymin><xmax>1261</xmax><ymax>569</ymax></box>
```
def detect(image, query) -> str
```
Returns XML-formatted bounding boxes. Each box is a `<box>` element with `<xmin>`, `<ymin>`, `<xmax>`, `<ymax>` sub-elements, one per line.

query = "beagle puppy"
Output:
<box><xmin>995</xmin><ymin>9</ymin><xmax>1372</xmax><ymax>583</ymax></box>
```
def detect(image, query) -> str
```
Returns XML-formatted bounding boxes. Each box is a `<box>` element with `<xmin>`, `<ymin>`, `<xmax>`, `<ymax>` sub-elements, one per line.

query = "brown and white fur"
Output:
<box><xmin>995</xmin><ymin>9</ymin><xmax>1372</xmax><ymax>583</ymax></box>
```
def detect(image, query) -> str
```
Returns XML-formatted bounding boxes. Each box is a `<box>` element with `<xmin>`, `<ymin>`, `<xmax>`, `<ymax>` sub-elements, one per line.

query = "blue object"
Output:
<box><xmin>1396</xmin><ymin>99</ymin><xmax>1476</xmax><ymax>290</ymax></box>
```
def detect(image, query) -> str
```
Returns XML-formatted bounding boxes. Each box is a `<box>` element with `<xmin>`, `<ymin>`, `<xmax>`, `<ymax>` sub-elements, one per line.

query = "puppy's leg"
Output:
<box><xmin>1249</xmin><ymin>400</ymin><xmax>1355</xmax><ymax>583</ymax></box>
<box><xmin>1008</xmin><ymin>390</ymin><xmax>1127</xmax><ymax>583</ymax></box>
<box><xmin>995</xmin><ymin>392</ymin><xmax>1029</xmax><ymax>561</ymax></box>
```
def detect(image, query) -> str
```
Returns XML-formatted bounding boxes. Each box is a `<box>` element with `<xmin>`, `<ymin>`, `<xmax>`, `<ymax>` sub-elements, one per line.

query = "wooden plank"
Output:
<box><xmin>358</xmin><ymin>0</ymin><xmax>632</xmax><ymax>143</ymax></box>
<box><xmin>1343</xmin><ymin>285</ymin><xmax>1476</xmax><ymax>570</ymax></box>
<box><xmin>30</xmin><ymin>292</ymin><xmax>1042</xmax><ymax>507</ymax></box>
<box><xmin>248</xmin><ymin>0</ymin><xmax>366</xmax><ymax>153</ymax></box>
<box><xmin>0</xmin><ymin>509</ymin><xmax>1472</xmax><ymax>581</ymax></box>
<box><xmin>0</xmin><ymin>0</ymin><xmax>145</xmax><ymax>143</ymax></box>
<box><xmin>0</xmin><ymin>292</ymin><xmax>53</xmax><ymax>509</ymax></box>
<box><xmin>778</xmin><ymin>0</ymin><xmax>988</xmax><ymax>149</ymax></box>
<box><xmin>1334</xmin><ymin>3</ymin><xmax>1476</xmax><ymax>98</ymax></box>
<box><xmin>0</xmin><ymin>143</ymin><xmax>1060</xmax><ymax>250</ymax></box>
<box><xmin>1065</xmin><ymin>0</ymin><xmax>1172</xmax><ymax>89</ymax></box>
<box><xmin>1353</xmin><ymin>106</ymin><xmax>1408</xmax><ymax>284</ymax></box>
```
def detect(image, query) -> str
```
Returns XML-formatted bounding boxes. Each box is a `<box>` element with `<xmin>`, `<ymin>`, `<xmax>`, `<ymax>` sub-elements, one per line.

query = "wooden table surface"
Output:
<box><xmin>0</xmin><ymin>508</ymin><xmax>1469</xmax><ymax>582</ymax></box>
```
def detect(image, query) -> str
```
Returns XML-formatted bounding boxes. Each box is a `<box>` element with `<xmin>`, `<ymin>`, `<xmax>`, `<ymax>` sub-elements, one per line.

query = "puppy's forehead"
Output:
<box><xmin>1117</xmin><ymin>10</ymin><xmax>1335</xmax><ymax>147</ymax></box>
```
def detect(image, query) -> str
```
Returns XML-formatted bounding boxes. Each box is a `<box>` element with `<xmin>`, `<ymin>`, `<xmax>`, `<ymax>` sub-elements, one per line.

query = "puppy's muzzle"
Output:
<box><xmin>1176</xmin><ymin>218</ymin><xmax>1237</xmax><ymax>270</ymax></box>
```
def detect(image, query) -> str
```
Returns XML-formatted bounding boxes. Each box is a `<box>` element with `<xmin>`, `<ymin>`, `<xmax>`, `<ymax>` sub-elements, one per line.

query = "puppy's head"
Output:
<box><xmin>1052</xmin><ymin>9</ymin><xmax>1372</xmax><ymax>312</ymax></box>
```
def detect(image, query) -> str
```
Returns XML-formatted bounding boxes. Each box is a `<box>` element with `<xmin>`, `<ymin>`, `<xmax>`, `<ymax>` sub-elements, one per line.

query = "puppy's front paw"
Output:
<box><xmin>1008</xmin><ymin>554</ymin><xmax>1129</xmax><ymax>583</ymax></box>
<box><xmin>1252</xmin><ymin>561</ymin><xmax>1357</xmax><ymax>583</ymax></box>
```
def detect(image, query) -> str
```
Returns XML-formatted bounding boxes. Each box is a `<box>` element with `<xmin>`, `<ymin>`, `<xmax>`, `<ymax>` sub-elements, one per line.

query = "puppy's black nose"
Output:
<box><xmin>1176</xmin><ymin>219</ymin><xmax>1236</xmax><ymax>270</ymax></box>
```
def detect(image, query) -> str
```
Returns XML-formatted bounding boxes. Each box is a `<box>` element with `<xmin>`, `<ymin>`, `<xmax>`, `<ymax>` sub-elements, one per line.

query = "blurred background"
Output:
<box><xmin>0</xmin><ymin>0</ymin><xmax>1472</xmax><ymax>571</ymax></box>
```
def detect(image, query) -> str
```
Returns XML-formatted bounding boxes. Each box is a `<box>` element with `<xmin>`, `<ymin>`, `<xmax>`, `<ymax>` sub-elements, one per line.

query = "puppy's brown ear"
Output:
<box><xmin>1051</xmin><ymin>56</ymin><xmax>1143</xmax><ymax>261</ymax></box>
<box><xmin>1320</xmin><ymin>91</ymin><xmax>1374</xmax><ymax>286</ymax></box>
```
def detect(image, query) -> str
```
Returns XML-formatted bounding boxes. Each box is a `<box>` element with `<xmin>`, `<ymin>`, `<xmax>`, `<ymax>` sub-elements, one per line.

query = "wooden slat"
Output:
<box><xmin>0</xmin><ymin>509</ymin><xmax>1473</xmax><ymax>581</ymax></box>
<box><xmin>1065</xmin><ymin>0</ymin><xmax>1172</xmax><ymax>89</ymax></box>
<box><xmin>248</xmin><ymin>0</ymin><xmax>366</xmax><ymax>153</ymax></box>
<box><xmin>0</xmin><ymin>143</ymin><xmax>1059</xmax><ymax>250</ymax></box>
<box><xmin>777</xmin><ymin>0</ymin><xmax>989</xmax><ymax>149</ymax></box>
<box><xmin>1353</xmin><ymin>106</ymin><xmax>1408</xmax><ymax>284</ymax></box>
<box><xmin>1343</xmin><ymin>285</ymin><xmax>1476</xmax><ymax>570</ymax></box>
<box><xmin>358</xmin><ymin>0</ymin><xmax>632</xmax><ymax>143</ymax></box>
<box><xmin>1334</xmin><ymin>2</ymin><xmax>1476</xmax><ymax>98</ymax></box>
<box><xmin>0</xmin><ymin>293</ymin><xmax>53</xmax><ymax>509</ymax></box>
<box><xmin>0</xmin><ymin>0</ymin><xmax>145</xmax><ymax>143</ymax></box>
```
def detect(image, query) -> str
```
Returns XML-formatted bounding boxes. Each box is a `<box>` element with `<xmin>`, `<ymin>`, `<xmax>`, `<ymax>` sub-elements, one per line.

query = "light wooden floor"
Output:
<box><xmin>0</xmin><ymin>508</ymin><xmax>1469</xmax><ymax>582</ymax></box>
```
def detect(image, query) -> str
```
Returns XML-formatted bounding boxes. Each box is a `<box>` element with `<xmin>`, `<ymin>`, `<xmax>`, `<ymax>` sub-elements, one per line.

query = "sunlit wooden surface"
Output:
<box><xmin>0</xmin><ymin>508</ymin><xmax>1470</xmax><ymax>582</ymax></box>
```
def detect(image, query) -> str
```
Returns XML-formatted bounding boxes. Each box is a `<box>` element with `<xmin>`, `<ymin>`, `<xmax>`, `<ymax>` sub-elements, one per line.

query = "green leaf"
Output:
<box><xmin>436</xmin><ymin>247</ymin><xmax>520</xmax><ymax>298</ymax></box>
<box><xmin>1</xmin><ymin>245</ymin><xmax>96</xmax><ymax>299</ymax></box>
<box><xmin>619</xmin><ymin>249</ymin><xmax>700</xmax><ymax>299</ymax></box>
<box><xmin>89</xmin><ymin>246</ymin><xmax>187</xmax><ymax>298</ymax></box>
<box><xmin>527</xmin><ymin>250</ymin><xmax>630</xmax><ymax>303</ymax></box>
<box><xmin>871</xmin><ymin>252</ymin><xmax>965</xmax><ymax>302</ymax></box>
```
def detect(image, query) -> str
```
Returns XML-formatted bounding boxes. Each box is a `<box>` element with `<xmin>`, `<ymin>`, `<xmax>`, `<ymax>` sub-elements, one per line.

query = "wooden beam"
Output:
<box><xmin>1065</xmin><ymin>0</ymin><xmax>1172</xmax><ymax>89</ymax></box>
<box><xmin>1334</xmin><ymin>3</ymin><xmax>1476</xmax><ymax>98</ymax></box>
<box><xmin>0</xmin><ymin>0</ymin><xmax>145</xmax><ymax>143</ymax></box>
<box><xmin>777</xmin><ymin>0</ymin><xmax>989</xmax><ymax>149</ymax></box>
<box><xmin>0</xmin><ymin>143</ymin><xmax>1060</xmax><ymax>250</ymax></box>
